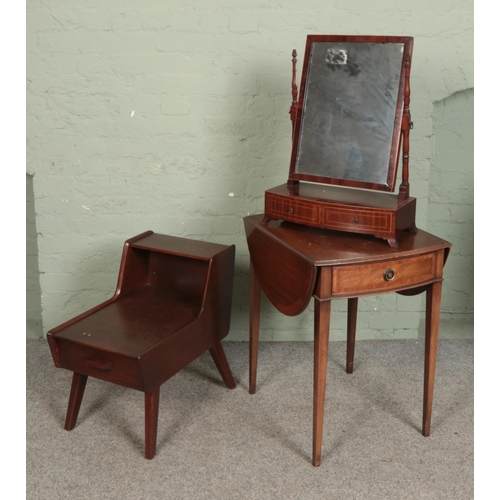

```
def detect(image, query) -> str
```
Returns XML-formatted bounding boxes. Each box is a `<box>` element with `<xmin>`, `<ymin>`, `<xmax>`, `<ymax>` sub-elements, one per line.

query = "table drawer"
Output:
<box><xmin>265</xmin><ymin>194</ymin><xmax>321</xmax><ymax>225</ymax></box>
<box><xmin>332</xmin><ymin>253</ymin><xmax>437</xmax><ymax>294</ymax></box>
<box><xmin>323</xmin><ymin>206</ymin><xmax>392</xmax><ymax>233</ymax></box>
<box><xmin>57</xmin><ymin>340</ymin><xmax>143</xmax><ymax>390</ymax></box>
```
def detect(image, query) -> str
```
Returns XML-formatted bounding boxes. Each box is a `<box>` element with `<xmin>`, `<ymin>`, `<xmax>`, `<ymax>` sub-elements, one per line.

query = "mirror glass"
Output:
<box><xmin>291</xmin><ymin>37</ymin><xmax>409</xmax><ymax>191</ymax></box>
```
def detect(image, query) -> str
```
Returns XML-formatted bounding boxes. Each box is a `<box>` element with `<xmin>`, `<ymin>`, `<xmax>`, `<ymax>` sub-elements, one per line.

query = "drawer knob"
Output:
<box><xmin>384</xmin><ymin>269</ymin><xmax>396</xmax><ymax>281</ymax></box>
<box><xmin>289</xmin><ymin>208</ymin><xmax>294</xmax><ymax>214</ymax></box>
<box><xmin>354</xmin><ymin>218</ymin><xmax>359</xmax><ymax>224</ymax></box>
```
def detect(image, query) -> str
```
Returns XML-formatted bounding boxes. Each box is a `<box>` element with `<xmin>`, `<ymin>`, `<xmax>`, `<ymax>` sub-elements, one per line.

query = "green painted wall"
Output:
<box><xmin>26</xmin><ymin>174</ymin><xmax>43</xmax><ymax>339</ymax></box>
<box><xmin>427</xmin><ymin>89</ymin><xmax>474</xmax><ymax>338</ymax></box>
<box><xmin>27</xmin><ymin>0</ymin><xmax>473</xmax><ymax>340</ymax></box>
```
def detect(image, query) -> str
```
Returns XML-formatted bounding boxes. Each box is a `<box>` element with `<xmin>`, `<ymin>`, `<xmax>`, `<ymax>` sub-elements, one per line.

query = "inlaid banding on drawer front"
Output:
<box><xmin>332</xmin><ymin>253</ymin><xmax>437</xmax><ymax>294</ymax></box>
<box><xmin>265</xmin><ymin>194</ymin><xmax>320</xmax><ymax>224</ymax></box>
<box><xmin>323</xmin><ymin>206</ymin><xmax>392</xmax><ymax>232</ymax></box>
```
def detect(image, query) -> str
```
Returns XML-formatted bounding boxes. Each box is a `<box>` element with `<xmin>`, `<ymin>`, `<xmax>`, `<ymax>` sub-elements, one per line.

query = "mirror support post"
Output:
<box><xmin>398</xmin><ymin>53</ymin><xmax>412</xmax><ymax>201</ymax></box>
<box><xmin>290</xmin><ymin>49</ymin><xmax>298</xmax><ymax>138</ymax></box>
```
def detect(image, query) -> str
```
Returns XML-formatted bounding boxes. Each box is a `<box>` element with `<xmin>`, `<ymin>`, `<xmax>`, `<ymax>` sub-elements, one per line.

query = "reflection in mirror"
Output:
<box><xmin>294</xmin><ymin>41</ymin><xmax>405</xmax><ymax>189</ymax></box>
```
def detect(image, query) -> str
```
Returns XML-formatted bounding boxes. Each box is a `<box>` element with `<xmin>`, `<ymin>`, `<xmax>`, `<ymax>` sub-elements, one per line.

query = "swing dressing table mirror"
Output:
<box><xmin>264</xmin><ymin>35</ymin><xmax>416</xmax><ymax>247</ymax></box>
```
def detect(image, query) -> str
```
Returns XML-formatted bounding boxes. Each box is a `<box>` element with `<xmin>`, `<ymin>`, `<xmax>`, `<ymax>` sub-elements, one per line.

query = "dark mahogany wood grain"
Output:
<box><xmin>398</xmin><ymin>52</ymin><xmax>413</xmax><ymax>200</ymax></box>
<box><xmin>145</xmin><ymin>387</ymin><xmax>160</xmax><ymax>459</ymax></box>
<box><xmin>346</xmin><ymin>298</ymin><xmax>358</xmax><ymax>374</ymax></box>
<box><xmin>246</xmin><ymin>215</ymin><xmax>450</xmax><ymax>268</ymax></box>
<box><xmin>244</xmin><ymin>214</ymin><xmax>451</xmax><ymax>466</ymax></box>
<box><xmin>245</xmin><ymin>220</ymin><xmax>316</xmax><ymax>316</ymax></box>
<box><xmin>209</xmin><ymin>341</ymin><xmax>236</xmax><ymax>389</ymax></box>
<box><xmin>289</xmin><ymin>49</ymin><xmax>298</xmax><ymax>137</ymax></box>
<box><xmin>265</xmin><ymin>183</ymin><xmax>417</xmax><ymax>248</ymax></box>
<box><xmin>422</xmin><ymin>248</ymin><xmax>445</xmax><ymax>437</ymax></box>
<box><xmin>64</xmin><ymin>372</ymin><xmax>88</xmax><ymax>431</ymax></box>
<box><xmin>313</xmin><ymin>298</ymin><xmax>331</xmax><ymax>467</ymax></box>
<box><xmin>47</xmin><ymin>232</ymin><xmax>236</xmax><ymax>459</ymax></box>
<box><xmin>271</xmin><ymin>35</ymin><xmax>416</xmax><ymax>245</ymax></box>
<box><xmin>288</xmin><ymin>35</ymin><xmax>413</xmax><ymax>193</ymax></box>
<box><xmin>249</xmin><ymin>261</ymin><xmax>262</xmax><ymax>395</ymax></box>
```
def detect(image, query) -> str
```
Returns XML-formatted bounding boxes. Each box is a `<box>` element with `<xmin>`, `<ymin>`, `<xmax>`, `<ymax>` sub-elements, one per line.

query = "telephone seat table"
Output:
<box><xmin>244</xmin><ymin>214</ymin><xmax>451</xmax><ymax>467</ymax></box>
<box><xmin>47</xmin><ymin>231</ymin><xmax>236</xmax><ymax>459</ymax></box>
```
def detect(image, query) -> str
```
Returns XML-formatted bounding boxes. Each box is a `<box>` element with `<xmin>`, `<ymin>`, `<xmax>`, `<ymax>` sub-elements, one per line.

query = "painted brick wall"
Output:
<box><xmin>27</xmin><ymin>0</ymin><xmax>473</xmax><ymax>340</ymax></box>
<box><xmin>427</xmin><ymin>89</ymin><xmax>474</xmax><ymax>338</ymax></box>
<box><xmin>26</xmin><ymin>174</ymin><xmax>43</xmax><ymax>339</ymax></box>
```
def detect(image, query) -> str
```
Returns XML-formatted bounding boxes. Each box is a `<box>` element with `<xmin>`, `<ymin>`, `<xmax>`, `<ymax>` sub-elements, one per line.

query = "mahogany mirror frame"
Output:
<box><xmin>288</xmin><ymin>35</ymin><xmax>414</xmax><ymax>193</ymax></box>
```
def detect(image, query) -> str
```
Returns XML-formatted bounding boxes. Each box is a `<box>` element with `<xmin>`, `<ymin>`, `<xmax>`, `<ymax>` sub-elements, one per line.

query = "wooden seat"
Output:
<box><xmin>47</xmin><ymin>231</ymin><xmax>236</xmax><ymax>459</ymax></box>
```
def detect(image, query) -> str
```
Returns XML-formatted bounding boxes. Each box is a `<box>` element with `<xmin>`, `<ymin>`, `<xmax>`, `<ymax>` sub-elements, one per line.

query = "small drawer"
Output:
<box><xmin>323</xmin><ymin>206</ymin><xmax>392</xmax><ymax>233</ymax></box>
<box><xmin>332</xmin><ymin>253</ymin><xmax>437</xmax><ymax>295</ymax></box>
<box><xmin>266</xmin><ymin>194</ymin><xmax>320</xmax><ymax>225</ymax></box>
<box><xmin>57</xmin><ymin>340</ymin><xmax>143</xmax><ymax>390</ymax></box>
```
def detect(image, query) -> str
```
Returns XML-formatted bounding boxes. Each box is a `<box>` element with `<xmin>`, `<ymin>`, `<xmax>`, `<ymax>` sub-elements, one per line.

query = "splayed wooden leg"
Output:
<box><xmin>145</xmin><ymin>387</ymin><xmax>160</xmax><ymax>459</ymax></box>
<box><xmin>209</xmin><ymin>341</ymin><xmax>236</xmax><ymax>389</ymax></box>
<box><xmin>64</xmin><ymin>372</ymin><xmax>88</xmax><ymax>431</ymax></box>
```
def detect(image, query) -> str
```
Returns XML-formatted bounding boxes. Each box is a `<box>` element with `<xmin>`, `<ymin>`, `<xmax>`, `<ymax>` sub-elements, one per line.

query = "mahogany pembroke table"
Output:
<box><xmin>244</xmin><ymin>214</ymin><xmax>451</xmax><ymax>466</ymax></box>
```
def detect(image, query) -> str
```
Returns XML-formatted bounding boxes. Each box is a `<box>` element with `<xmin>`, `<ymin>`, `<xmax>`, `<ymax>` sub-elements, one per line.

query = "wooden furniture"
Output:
<box><xmin>264</xmin><ymin>35</ymin><xmax>417</xmax><ymax>247</ymax></box>
<box><xmin>244</xmin><ymin>214</ymin><xmax>451</xmax><ymax>467</ymax></box>
<box><xmin>47</xmin><ymin>231</ymin><xmax>236</xmax><ymax>459</ymax></box>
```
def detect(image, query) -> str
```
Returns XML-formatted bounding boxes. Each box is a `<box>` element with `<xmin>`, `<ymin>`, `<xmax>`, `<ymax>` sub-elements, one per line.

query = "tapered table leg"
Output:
<box><xmin>313</xmin><ymin>298</ymin><xmax>331</xmax><ymax>467</ymax></box>
<box><xmin>65</xmin><ymin>372</ymin><xmax>88</xmax><ymax>431</ymax></box>
<box><xmin>145</xmin><ymin>387</ymin><xmax>160</xmax><ymax>459</ymax></box>
<box><xmin>249</xmin><ymin>261</ymin><xmax>262</xmax><ymax>395</ymax></box>
<box><xmin>209</xmin><ymin>341</ymin><xmax>236</xmax><ymax>389</ymax></box>
<box><xmin>346</xmin><ymin>297</ymin><xmax>358</xmax><ymax>374</ymax></box>
<box><xmin>422</xmin><ymin>281</ymin><xmax>443</xmax><ymax>437</ymax></box>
